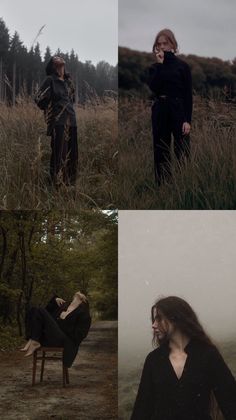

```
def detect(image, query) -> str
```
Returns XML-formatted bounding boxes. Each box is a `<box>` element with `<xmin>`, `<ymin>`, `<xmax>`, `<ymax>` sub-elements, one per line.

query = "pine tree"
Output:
<box><xmin>0</xmin><ymin>18</ymin><xmax>10</xmax><ymax>60</ymax></box>
<box><xmin>0</xmin><ymin>18</ymin><xmax>10</xmax><ymax>101</ymax></box>
<box><xmin>44</xmin><ymin>46</ymin><xmax>52</xmax><ymax>65</ymax></box>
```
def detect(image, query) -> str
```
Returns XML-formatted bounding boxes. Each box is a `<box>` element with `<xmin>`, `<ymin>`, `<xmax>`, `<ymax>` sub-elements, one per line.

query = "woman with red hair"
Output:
<box><xmin>148</xmin><ymin>29</ymin><xmax>192</xmax><ymax>185</ymax></box>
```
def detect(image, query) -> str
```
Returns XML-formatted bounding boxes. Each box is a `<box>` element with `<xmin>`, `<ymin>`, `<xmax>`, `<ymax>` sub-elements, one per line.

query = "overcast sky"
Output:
<box><xmin>119</xmin><ymin>211</ymin><xmax>236</xmax><ymax>369</ymax></box>
<box><xmin>1</xmin><ymin>0</ymin><xmax>117</xmax><ymax>65</ymax></box>
<box><xmin>119</xmin><ymin>0</ymin><xmax>236</xmax><ymax>61</ymax></box>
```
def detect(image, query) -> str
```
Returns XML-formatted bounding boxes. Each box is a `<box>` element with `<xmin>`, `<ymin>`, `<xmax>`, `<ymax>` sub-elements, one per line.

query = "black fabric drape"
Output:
<box><xmin>25</xmin><ymin>296</ymin><xmax>91</xmax><ymax>368</ymax></box>
<box><xmin>151</xmin><ymin>97</ymin><xmax>190</xmax><ymax>183</ymax></box>
<box><xmin>148</xmin><ymin>51</ymin><xmax>192</xmax><ymax>184</ymax></box>
<box><xmin>131</xmin><ymin>339</ymin><xmax>236</xmax><ymax>420</ymax></box>
<box><xmin>50</xmin><ymin>124</ymin><xmax>78</xmax><ymax>185</ymax></box>
<box><xmin>35</xmin><ymin>74</ymin><xmax>78</xmax><ymax>185</ymax></box>
<box><xmin>148</xmin><ymin>51</ymin><xmax>192</xmax><ymax>124</ymax></box>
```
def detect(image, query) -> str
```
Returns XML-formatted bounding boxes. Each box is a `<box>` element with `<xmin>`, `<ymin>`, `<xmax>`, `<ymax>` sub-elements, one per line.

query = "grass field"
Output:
<box><xmin>119</xmin><ymin>96</ymin><xmax>236</xmax><ymax>209</ymax></box>
<box><xmin>118</xmin><ymin>340</ymin><xmax>236</xmax><ymax>420</ymax></box>
<box><xmin>0</xmin><ymin>98</ymin><xmax>117</xmax><ymax>210</ymax></box>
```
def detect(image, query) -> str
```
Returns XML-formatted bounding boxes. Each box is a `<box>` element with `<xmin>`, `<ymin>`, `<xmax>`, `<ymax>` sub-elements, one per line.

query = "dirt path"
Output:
<box><xmin>0</xmin><ymin>321</ymin><xmax>117</xmax><ymax>420</ymax></box>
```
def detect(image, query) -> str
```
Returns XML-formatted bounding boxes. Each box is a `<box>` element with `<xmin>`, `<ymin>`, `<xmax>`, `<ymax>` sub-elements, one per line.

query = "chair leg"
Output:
<box><xmin>63</xmin><ymin>364</ymin><xmax>66</xmax><ymax>387</ymax></box>
<box><xmin>65</xmin><ymin>367</ymin><xmax>69</xmax><ymax>384</ymax></box>
<box><xmin>40</xmin><ymin>351</ymin><xmax>45</xmax><ymax>382</ymax></box>
<box><xmin>32</xmin><ymin>351</ymin><xmax>37</xmax><ymax>386</ymax></box>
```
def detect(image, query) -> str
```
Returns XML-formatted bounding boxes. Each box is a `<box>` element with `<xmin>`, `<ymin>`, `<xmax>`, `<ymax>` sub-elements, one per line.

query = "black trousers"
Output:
<box><xmin>50</xmin><ymin>124</ymin><xmax>78</xmax><ymax>186</ymax></box>
<box><xmin>25</xmin><ymin>307</ymin><xmax>67</xmax><ymax>347</ymax></box>
<box><xmin>151</xmin><ymin>97</ymin><xmax>190</xmax><ymax>184</ymax></box>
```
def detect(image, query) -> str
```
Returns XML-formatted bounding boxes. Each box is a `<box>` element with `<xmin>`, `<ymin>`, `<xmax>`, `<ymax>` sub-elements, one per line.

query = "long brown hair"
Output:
<box><xmin>152</xmin><ymin>28</ymin><xmax>178</xmax><ymax>53</ymax></box>
<box><xmin>151</xmin><ymin>296</ymin><xmax>214</xmax><ymax>347</ymax></box>
<box><xmin>152</xmin><ymin>296</ymin><xmax>221</xmax><ymax>420</ymax></box>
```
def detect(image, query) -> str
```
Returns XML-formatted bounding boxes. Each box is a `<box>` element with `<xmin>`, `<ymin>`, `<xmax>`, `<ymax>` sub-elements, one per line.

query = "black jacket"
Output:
<box><xmin>131</xmin><ymin>339</ymin><xmax>236</xmax><ymax>420</ymax></box>
<box><xmin>148</xmin><ymin>51</ymin><xmax>193</xmax><ymax>123</ymax></box>
<box><xmin>35</xmin><ymin>74</ymin><xmax>77</xmax><ymax>135</ymax></box>
<box><xmin>45</xmin><ymin>295</ymin><xmax>91</xmax><ymax>367</ymax></box>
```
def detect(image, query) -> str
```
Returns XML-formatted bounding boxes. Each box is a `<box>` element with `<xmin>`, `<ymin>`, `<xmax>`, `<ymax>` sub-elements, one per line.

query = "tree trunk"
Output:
<box><xmin>75</xmin><ymin>68</ymin><xmax>78</xmax><ymax>106</ymax></box>
<box><xmin>0</xmin><ymin>58</ymin><xmax>2</xmax><ymax>102</ymax></box>
<box><xmin>12</xmin><ymin>62</ymin><xmax>16</xmax><ymax>106</ymax></box>
<box><xmin>16</xmin><ymin>229</ymin><xmax>27</xmax><ymax>336</ymax></box>
<box><xmin>0</xmin><ymin>226</ymin><xmax>7</xmax><ymax>280</ymax></box>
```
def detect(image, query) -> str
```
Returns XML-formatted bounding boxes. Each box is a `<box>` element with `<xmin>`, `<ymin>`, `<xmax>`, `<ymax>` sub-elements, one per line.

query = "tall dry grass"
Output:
<box><xmin>0</xmin><ymin>97</ymin><xmax>117</xmax><ymax>210</ymax></box>
<box><xmin>119</xmin><ymin>96</ymin><xmax>236</xmax><ymax>209</ymax></box>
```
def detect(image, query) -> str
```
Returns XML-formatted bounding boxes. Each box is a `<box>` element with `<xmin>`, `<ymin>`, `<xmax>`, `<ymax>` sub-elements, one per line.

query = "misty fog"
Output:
<box><xmin>119</xmin><ymin>211</ymin><xmax>236</xmax><ymax>371</ymax></box>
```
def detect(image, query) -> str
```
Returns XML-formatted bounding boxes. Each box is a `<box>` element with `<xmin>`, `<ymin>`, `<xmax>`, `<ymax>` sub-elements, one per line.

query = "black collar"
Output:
<box><xmin>159</xmin><ymin>338</ymin><xmax>197</xmax><ymax>355</ymax></box>
<box><xmin>163</xmin><ymin>51</ymin><xmax>177</xmax><ymax>64</ymax></box>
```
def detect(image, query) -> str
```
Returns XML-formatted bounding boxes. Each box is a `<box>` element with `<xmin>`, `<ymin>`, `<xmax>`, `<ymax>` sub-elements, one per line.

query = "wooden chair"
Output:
<box><xmin>32</xmin><ymin>347</ymin><xmax>69</xmax><ymax>387</ymax></box>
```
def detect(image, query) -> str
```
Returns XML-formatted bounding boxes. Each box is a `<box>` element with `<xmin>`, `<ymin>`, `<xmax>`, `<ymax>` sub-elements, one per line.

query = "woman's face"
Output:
<box><xmin>152</xmin><ymin>308</ymin><xmax>174</xmax><ymax>342</ymax></box>
<box><xmin>156</xmin><ymin>35</ymin><xmax>173</xmax><ymax>53</ymax></box>
<box><xmin>53</xmin><ymin>56</ymin><xmax>65</xmax><ymax>76</ymax></box>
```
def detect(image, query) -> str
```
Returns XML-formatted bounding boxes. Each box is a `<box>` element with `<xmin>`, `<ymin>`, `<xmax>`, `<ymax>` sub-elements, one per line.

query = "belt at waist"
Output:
<box><xmin>157</xmin><ymin>95</ymin><xmax>182</xmax><ymax>100</ymax></box>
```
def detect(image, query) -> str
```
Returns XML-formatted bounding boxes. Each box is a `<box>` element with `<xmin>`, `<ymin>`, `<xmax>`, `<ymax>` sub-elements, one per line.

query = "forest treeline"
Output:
<box><xmin>0</xmin><ymin>18</ymin><xmax>118</xmax><ymax>104</ymax></box>
<box><xmin>0</xmin><ymin>211</ymin><xmax>118</xmax><ymax>338</ymax></box>
<box><xmin>119</xmin><ymin>46</ymin><xmax>236</xmax><ymax>100</ymax></box>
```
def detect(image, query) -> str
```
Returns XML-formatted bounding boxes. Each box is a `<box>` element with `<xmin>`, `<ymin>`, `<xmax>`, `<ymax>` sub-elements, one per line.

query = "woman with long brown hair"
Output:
<box><xmin>35</xmin><ymin>56</ymin><xmax>78</xmax><ymax>186</ymax></box>
<box><xmin>148</xmin><ymin>29</ymin><xmax>192</xmax><ymax>185</ymax></box>
<box><xmin>131</xmin><ymin>296</ymin><xmax>236</xmax><ymax>420</ymax></box>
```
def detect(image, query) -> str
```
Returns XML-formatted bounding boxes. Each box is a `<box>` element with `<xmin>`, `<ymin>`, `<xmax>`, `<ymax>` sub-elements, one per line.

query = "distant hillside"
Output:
<box><xmin>119</xmin><ymin>46</ymin><xmax>236</xmax><ymax>99</ymax></box>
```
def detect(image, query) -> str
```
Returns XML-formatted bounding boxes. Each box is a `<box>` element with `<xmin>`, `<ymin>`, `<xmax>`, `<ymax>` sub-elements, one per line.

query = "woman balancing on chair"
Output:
<box><xmin>35</xmin><ymin>56</ymin><xmax>78</xmax><ymax>186</ymax></box>
<box><xmin>21</xmin><ymin>292</ymin><xmax>91</xmax><ymax>368</ymax></box>
<box><xmin>148</xmin><ymin>29</ymin><xmax>192</xmax><ymax>185</ymax></box>
<box><xmin>131</xmin><ymin>296</ymin><xmax>236</xmax><ymax>420</ymax></box>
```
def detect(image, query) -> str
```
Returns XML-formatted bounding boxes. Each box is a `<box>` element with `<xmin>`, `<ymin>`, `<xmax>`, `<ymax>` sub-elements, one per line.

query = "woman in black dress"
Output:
<box><xmin>35</xmin><ymin>56</ymin><xmax>78</xmax><ymax>186</ymax></box>
<box><xmin>131</xmin><ymin>296</ymin><xmax>236</xmax><ymax>420</ymax></box>
<box><xmin>20</xmin><ymin>292</ymin><xmax>91</xmax><ymax>368</ymax></box>
<box><xmin>148</xmin><ymin>29</ymin><xmax>192</xmax><ymax>184</ymax></box>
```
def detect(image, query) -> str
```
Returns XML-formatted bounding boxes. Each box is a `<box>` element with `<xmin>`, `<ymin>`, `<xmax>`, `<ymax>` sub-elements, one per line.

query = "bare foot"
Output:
<box><xmin>20</xmin><ymin>340</ymin><xmax>32</xmax><ymax>351</ymax></box>
<box><xmin>25</xmin><ymin>340</ymin><xmax>41</xmax><ymax>357</ymax></box>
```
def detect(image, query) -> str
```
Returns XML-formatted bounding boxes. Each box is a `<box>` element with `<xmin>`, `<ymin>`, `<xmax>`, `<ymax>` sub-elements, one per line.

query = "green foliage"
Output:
<box><xmin>0</xmin><ymin>211</ymin><xmax>118</xmax><ymax>338</ymax></box>
<box><xmin>0</xmin><ymin>18</ymin><xmax>117</xmax><ymax>103</ymax></box>
<box><xmin>0</xmin><ymin>323</ymin><xmax>24</xmax><ymax>350</ymax></box>
<box><xmin>119</xmin><ymin>47</ymin><xmax>236</xmax><ymax>99</ymax></box>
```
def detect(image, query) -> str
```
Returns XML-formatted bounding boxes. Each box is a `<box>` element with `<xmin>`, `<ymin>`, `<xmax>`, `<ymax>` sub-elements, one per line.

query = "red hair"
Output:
<box><xmin>152</xmin><ymin>28</ymin><xmax>178</xmax><ymax>53</ymax></box>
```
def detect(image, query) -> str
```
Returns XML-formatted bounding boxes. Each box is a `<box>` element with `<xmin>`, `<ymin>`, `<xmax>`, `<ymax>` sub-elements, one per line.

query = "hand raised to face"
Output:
<box><xmin>154</xmin><ymin>47</ymin><xmax>164</xmax><ymax>64</ymax></box>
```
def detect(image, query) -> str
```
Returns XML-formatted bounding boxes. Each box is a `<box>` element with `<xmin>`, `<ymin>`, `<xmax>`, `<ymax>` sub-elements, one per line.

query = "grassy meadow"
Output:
<box><xmin>119</xmin><ymin>340</ymin><xmax>236</xmax><ymax>420</ymax></box>
<box><xmin>0</xmin><ymin>97</ymin><xmax>117</xmax><ymax>210</ymax></box>
<box><xmin>119</xmin><ymin>96</ymin><xmax>236</xmax><ymax>209</ymax></box>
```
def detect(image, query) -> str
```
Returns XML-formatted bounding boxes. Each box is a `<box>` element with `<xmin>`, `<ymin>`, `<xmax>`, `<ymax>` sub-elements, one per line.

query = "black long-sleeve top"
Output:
<box><xmin>35</xmin><ymin>73</ymin><xmax>77</xmax><ymax>135</ymax></box>
<box><xmin>148</xmin><ymin>51</ymin><xmax>193</xmax><ymax>123</ymax></box>
<box><xmin>45</xmin><ymin>295</ymin><xmax>91</xmax><ymax>367</ymax></box>
<box><xmin>131</xmin><ymin>339</ymin><xmax>236</xmax><ymax>420</ymax></box>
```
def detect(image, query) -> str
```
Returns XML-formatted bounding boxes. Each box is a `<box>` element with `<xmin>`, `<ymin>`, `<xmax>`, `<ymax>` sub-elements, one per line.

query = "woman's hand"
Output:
<box><xmin>55</xmin><ymin>297</ymin><xmax>66</xmax><ymax>306</ymax></box>
<box><xmin>182</xmin><ymin>122</ymin><xmax>191</xmax><ymax>136</ymax></box>
<box><xmin>154</xmin><ymin>47</ymin><xmax>164</xmax><ymax>64</ymax></box>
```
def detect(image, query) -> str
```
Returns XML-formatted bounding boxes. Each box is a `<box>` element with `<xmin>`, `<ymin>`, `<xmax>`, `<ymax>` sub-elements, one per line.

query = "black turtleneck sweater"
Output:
<box><xmin>148</xmin><ymin>51</ymin><xmax>193</xmax><ymax>123</ymax></box>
